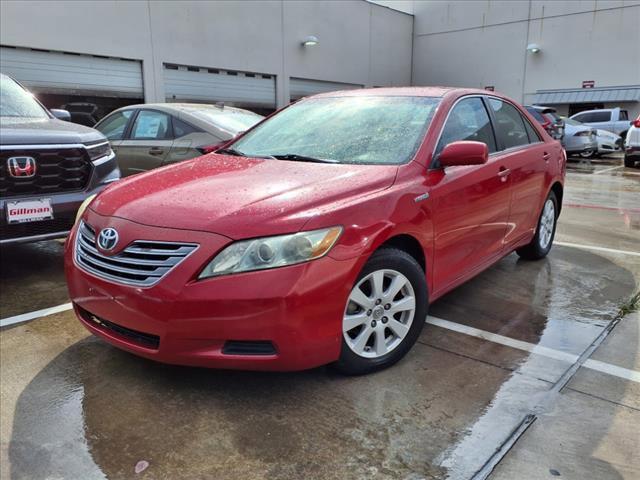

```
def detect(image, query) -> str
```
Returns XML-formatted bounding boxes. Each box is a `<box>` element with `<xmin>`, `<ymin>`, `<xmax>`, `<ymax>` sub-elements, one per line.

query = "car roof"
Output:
<box><xmin>115</xmin><ymin>102</ymin><xmax>259</xmax><ymax>116</ymax></box>
<box><xmin>309</xmin><ymin>86</ymin><xmax>500</xmax><ymax>99</ymax></box>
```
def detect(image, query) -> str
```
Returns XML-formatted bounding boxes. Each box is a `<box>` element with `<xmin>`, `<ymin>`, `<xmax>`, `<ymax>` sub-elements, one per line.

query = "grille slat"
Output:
<box><xmin>75</xmin><ymin>221</ymin><xmax>198</xmax><ymax>287</ymax></box>
<box><xmin>0</xmin><ymin>147</ymin><xmax>92</xmax><ymax>197</ymax></box>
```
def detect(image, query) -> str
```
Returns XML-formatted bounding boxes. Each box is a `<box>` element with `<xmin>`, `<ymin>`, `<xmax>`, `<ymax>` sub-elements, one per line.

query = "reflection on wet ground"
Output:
<box><xmin>1</xmin><ymin>154</ymin><xmax>639</xmax><ymax>479</ymax></box>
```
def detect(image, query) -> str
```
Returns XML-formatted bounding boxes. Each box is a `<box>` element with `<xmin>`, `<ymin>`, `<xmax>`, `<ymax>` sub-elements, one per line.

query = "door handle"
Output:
<box><xmin>498</xmin><ymin>167</ymin><xmax>511</xmax><ymax>182</ymax></box>
<box><xmin>149</xmin><ymin>147</ymin><xmax>164</xmax><ymax>156</ymax></box>
<box><xmin>543</xmin><ymin>152</ymin><xmax>551</xmax><ymax>161</ymax></box>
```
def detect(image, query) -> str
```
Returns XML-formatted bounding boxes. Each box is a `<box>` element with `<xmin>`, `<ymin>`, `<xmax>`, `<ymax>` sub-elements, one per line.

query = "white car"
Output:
<box><xmin>595</xmin><ymin>128</ymin><xmax>623</xmax><ymax>157</ymax></box>
<box><xmin>624</xmin><ymin>115</ymin><xmax>640</xmax><ymax>167</ymax></box>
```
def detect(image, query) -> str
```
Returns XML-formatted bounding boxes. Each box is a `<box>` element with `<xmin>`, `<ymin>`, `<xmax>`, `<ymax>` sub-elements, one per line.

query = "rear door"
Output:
<box><xmin>117</xmin><ymin>109</ymin><xmax>174</xmax><ymax>176</ymax></box>
<box><xmin>430</xmin><ymin>96</ymin><xmax>511</xmax><ymax>292</ymax></box>
<box><xmin>486</xmin><ymin>98</ymin><xmax>548</xmax><ymax>248</ymax></box>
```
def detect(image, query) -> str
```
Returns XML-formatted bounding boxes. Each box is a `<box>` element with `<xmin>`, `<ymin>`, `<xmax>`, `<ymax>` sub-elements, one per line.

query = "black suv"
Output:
<box><xmin>0</xmin><ymin>74</ymin><xmax>120</xmax><ymax>244</ymax></box>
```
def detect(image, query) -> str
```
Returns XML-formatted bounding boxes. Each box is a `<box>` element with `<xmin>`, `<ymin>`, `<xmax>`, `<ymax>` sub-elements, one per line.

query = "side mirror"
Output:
<box><xmin>439</xmin><ymin>141</ymin><xmax>488</xmax><ymax>167</ymax></box>
<box><xmin>50</xmin><ymin>109</ymin><xmax>71</xmax><ymax>121</ymax></box>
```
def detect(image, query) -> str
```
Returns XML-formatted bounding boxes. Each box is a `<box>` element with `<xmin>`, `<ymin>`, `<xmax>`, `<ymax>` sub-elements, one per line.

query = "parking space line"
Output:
<box><xmin>426</xmin><ymin>316</ymin><xmax>640</xmax><ymax>383</ymax></box>
<box><xmin>554</xmin><ymin>241</ymin><xmax>640</xmax><ymax>257</ymax></box>
<box><xmin>593</xmin><ymin>165</ymin><xmax>622</xmax><ymax>175</ymax></box>
<box><xmin>0</xmin><ymin>302</ymin><xmax>72</xmax><ymax>328</ymax></box>
<box><xmin>563</xmin><ymin>203</ymin><xmax>640</xmax><ymax>214</ymax></box>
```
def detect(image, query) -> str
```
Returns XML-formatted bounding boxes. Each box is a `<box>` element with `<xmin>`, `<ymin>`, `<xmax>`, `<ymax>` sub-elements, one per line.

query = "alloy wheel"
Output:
<box><xmin>538</xmin><ymin>198</ymin><xmax>555</xmax><ymax>249</ymax></box>
<box><xmin>342</xmin><ymin>269</ymin><xmax>416</xmax><ymax>358</ymax></box>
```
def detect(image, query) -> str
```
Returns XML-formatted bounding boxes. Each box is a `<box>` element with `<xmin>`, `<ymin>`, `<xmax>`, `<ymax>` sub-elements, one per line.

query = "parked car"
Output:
<box><xmin>561</xmin><ymin>118</ymin><xmax>598</xmax><ymax>157</ymax></box>
<box><xmin>624</xmin><ymin>115</ymin><xmax>640</xmax><ymax>167</ymax></box>
<box><xmin>0</xmin><ymin>73</ymin><xmax>119</xmax><ymax>245</ymax></box>
<box><xmin>562</xmin><ymin>118</ymin><xmax>621</xmax><ymax>158</ymax></box>
<box><xmin>570</xmin><ymin>107</ymin><xmax>631</xmax><ymax>138</ymax></box>
<box><xmin>525</xmin><ymin>105</ymin><xmax>564</xmax><ymax>140</ymax></box>
<box><xmin>94</xmin><ymin>103</ymin><xmax>264</xmax><ymax>177</ymax></box>
<box><xmin>66</xmin><ymin>87</ymin><xmax>565</xmax><ymax>374</ymax></box>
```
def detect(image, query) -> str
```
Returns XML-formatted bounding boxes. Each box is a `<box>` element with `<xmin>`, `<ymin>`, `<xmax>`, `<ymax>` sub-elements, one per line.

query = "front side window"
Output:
<box><xmin>0</xmin><ymin>75</ymin><xmax>49</xmax><ymax>119</ymax></box>
<box><xmin>488</xmin><ymin>99</ymin><xmax>529</xmax><ymax>150</ymax></box>
<box><xmin>231</xmin><ymin>96</ymin><xmax>440</xmax><ymax>165</ymax></box>
<box><xmin>131</xmin><ymin>110</ymin><xmax>172</xmax><ymax>140</ymax></box>
<box><xmin>436</xmin><ymin>97</ymin><xmax>497</xmax><ymax>156</ymax></box>
<box><xmin>96</xmin><ymin>110</ymin><xmax>133</xmax><ymax>140</ymax></box>
<box><xmin>572</xmin><ymin>112</ymin><xmax>589</xmax><ymax>122</ymax></box>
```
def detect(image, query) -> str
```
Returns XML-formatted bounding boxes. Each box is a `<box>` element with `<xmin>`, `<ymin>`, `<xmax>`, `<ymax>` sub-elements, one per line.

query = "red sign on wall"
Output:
<box><xmin>484</xmin><ymin>86</ymin><xmax>495</xmax><ymax>91</ymax></box>
<box><xmin>582</xmin><ymin>80</ymin><xmax>595</xmax><ymax>89</ymax></box>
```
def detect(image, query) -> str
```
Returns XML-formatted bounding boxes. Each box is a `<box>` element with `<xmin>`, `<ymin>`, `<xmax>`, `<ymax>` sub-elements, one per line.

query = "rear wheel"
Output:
<box><xmin>516</xmin><ymin>191</ymin><xmax>558</xmax><ymax>260</ymax></box>
<box><xmin>333</xmin><ymin>248</ymin><xmax>427</xmax><ymax>375</ymax></box>
<box><xmin>625</xmin><ymin>155</ymin><xmax>637</xmax><ymax>168</ymax></box>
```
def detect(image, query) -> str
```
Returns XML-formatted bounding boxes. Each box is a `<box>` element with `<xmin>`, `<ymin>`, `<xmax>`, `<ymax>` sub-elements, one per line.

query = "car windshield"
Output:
<box><xmin>184</xmin><ymin>107</ymin><xmax>264</xmax><ymax>133</ymax></box>
<box><xmin>230</xmin><ymin>96</ymin><xmax>441</xmax><ymax>165</ymax></box>
<box><xmin>0</xmin><ymin>75</ymin><xmax>49</xmax><ymax>119</ymax></box>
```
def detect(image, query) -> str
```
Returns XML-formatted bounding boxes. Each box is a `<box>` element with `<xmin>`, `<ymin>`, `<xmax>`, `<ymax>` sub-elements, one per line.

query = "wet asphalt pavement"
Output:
<box><xmin>1</xmin><ymin>154</ymin><xmax>639</xmax><ymax>480</ymax></box>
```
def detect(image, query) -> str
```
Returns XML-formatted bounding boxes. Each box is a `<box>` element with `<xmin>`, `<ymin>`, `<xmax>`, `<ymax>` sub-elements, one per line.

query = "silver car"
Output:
<box><xmin>95</xmin><ymin>103</ymin><xmax>264</xmax><ymax>177</ymax></box>
<box><xmin>562</xmin><ymin>118</ymin><xmax>598</xmax><ymax>157</ymax></box>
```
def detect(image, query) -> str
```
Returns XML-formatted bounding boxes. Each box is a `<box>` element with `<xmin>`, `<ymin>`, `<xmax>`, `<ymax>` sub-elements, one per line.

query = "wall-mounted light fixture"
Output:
<box><xmin>302</xmin><ymin>35</ymin><xmax>319</xmax><ymax>47</ymax></box>
<box><xmin>526</xmin><ymin>43</ymin><xmax>541</xmax><ymax>54</ymax></box>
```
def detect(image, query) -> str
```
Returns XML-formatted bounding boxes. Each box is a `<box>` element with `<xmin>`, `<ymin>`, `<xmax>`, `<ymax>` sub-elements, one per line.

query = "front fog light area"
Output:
<box><xmin>198</xmin><ymin>226</ymin><xmax>342</xmax><ymax>279</ymax></box>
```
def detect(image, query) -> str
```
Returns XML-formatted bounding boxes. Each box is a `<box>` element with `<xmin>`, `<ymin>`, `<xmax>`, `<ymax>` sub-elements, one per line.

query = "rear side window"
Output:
<box><xmin>620</xmin><ymin>110</ymin><xmax>628</xmax><ymax>121</ymax></box>
<box><xmin>131</xmin><ymin>110</ymin><xmax>172</xmax><ymax>140</ymax></box>
<box><xmin>172</xmin><ymin>117</ymin><xmax>201</xmax><ymax>137</ymax></box>
<box><xmin>436</xmin><ymin>97</ymin><xmax>497</xmax><ymax>155</ymax></box>
<box><xmin>524</xmin><ymin>119</ymin><xmax>542</xmax><ymax>143</ymax></box>
<box><xmin>95</xmin><ymin>110</ymin><xmax>133</xmax><ymax>140</ymax></box>
<box><xmin>488</xmin><ymin>99</ymin><xmax>529</xmax><ymax>150</ymax></box>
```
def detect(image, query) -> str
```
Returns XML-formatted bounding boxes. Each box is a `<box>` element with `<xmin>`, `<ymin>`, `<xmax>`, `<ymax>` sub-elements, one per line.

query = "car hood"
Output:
<box><xmin>0</xmin><ymin>117</ymin><xmax>105</xmax><ymax>145</ymax></box>
<box><xmin>90</xmin><ymin>154</ymin><xmax>398</xmax><ymax>238</ymax></box>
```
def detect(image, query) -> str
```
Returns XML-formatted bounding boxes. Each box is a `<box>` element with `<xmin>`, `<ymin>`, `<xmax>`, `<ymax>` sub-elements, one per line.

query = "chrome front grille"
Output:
<box><xmin>75</xmin><ymin>221</ymin><xmax>198</xmax><ymax>287</ymax></box>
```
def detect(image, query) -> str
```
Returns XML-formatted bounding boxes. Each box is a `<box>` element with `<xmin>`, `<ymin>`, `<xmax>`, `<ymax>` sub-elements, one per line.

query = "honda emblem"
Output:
<box><xmin>7</xmin><ymin>157</ymin><xmax>37</xmax><ymax>178</ymax></box>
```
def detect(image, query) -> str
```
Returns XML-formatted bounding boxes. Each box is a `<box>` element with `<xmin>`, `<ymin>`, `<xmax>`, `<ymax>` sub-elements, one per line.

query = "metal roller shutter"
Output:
<box><xmin>289</xmin><ymin>78</ymin><xmax>362</xmax><ymax>101</ymax></box>
<box><xmin>163</xmin><ymin>64</ymin><xmax>276</xmax><ymax>109</ymax></box>
<box><xmin>0</xmin><ymin>46</ymin><xmax>143</xmax><ymax>98</ymax></box>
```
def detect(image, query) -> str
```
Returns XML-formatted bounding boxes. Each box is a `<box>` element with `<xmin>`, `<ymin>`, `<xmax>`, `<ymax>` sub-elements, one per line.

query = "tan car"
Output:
<box><xmin>94</xmin><ymin>103</ymin><xmax>263</xmax><ymax>177</ymax></box>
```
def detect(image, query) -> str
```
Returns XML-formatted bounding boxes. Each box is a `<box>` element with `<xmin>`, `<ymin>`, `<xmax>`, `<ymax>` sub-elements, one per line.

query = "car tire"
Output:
<box><xmin>624</xmin><ymin>155</ymin><xmax>636</xmax><ymax>168</ymax></box>
<box><xmin>516</xmin><ymin>191</ymin><xmax>558</xmax><ymax>261</ymax></box>
<box><xmin>333</xmin><ymin>247</ymin><xmax>427</xmax><ymax>375</ymax></box>
<box><xmin>579</xmin><ymin>149</ymin><xmax>595</xmax><ymax>159</ymax></box>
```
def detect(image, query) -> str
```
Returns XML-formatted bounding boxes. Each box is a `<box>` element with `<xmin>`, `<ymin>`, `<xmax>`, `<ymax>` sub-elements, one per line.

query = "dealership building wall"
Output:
<box><xmin>410</xmin><ymin>0</ymin><xmax>640</xmax><ymax>119</ymax></box>
<box><xmin>0</xmin><ymin>0</ymin><xmax>412</xmax><ymax>115</ymax></box>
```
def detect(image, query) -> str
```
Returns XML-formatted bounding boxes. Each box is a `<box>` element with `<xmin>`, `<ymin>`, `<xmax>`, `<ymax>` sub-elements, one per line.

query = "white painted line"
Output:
<box><xmin>554</xmin><ymin>241</ymin><xmax>640</xmax><ymax>258</ymax></box>
<box><xmin>426</xmin><ymin>315</ymin><xmax>640</xmax><ymax>383</ymax></box>
<box><xmin>593</xmin><ymin>165</ymin><xmax>623</xmax><ymax>175</ymax></box>
<box><xmin>0</xmin><ymin>302</ymin><xmax>72</xmax><ymax>328</ymax></box>
<box><xmin>583</xmin><ymin>359</ymin><xmax>640</xmax><ymax>383</ymax></box>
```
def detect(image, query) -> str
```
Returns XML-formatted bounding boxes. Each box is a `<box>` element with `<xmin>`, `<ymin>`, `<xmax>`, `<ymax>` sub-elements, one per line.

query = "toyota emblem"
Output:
<box><xmin>97</xmin><ymin>228</ymin><xmax>119</xmax><ymax>251</ymax></box>
<box><xmin>7</xmin><ymin>156</ymin><xmax>37</xmax><ymax>178</ymax></box>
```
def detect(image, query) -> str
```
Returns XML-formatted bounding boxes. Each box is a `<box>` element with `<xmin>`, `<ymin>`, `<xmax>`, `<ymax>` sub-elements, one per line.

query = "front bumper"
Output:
<box><xmin>0</xmin><ymin>152</ymin><xmax>119</xmax><ymax>244</ymax></box>
<box><xmin>65</xmin><ymin>213</ymin><xmax>363</xmax><ymax>371</ymax></box>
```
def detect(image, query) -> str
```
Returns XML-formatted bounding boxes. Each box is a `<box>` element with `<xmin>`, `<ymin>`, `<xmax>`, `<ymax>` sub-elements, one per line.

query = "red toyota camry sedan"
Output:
<box><xmin>65</xmin><ymin>87</ymin><xmax>565</xmax><ymax>374</ymax></box>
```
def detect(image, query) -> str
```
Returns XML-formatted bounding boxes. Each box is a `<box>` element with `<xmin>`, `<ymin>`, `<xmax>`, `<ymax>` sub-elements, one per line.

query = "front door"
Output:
<box><xmin>118</xmin><ymin>109</ymin><xmax>174</xmax><ymax>176</ymax></box>
<box><xmin>428</xmin><ymin>96</ymin><xmax>511</xmax><ymax>294</ymax></box>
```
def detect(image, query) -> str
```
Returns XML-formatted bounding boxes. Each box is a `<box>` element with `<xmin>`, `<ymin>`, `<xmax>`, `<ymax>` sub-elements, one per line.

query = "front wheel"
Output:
<box><xmin>333</xmin><ymin>248</ymin><xmax>427</xmax><ymax>375</ymax></box>
<box><xmin>516</xmin><ymin>191</ymin><xmax>558</xmax><ymax>260</ymax></box>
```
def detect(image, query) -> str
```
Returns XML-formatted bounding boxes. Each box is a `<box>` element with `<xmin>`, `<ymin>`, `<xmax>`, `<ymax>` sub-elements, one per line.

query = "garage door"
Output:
<box><xmin>0</xmin><ymin>46</ymin><xmax>143</xmax><ymax>98</ymax></box>
<box><xmin>289</xmin><ymin>78</ymin><xmax>362</xmax><ymax>101</ymax></box>
<box><xmin>164</xmin><ymin>64</ymin><xmax>276</xmax><ymax>109</ymax></box>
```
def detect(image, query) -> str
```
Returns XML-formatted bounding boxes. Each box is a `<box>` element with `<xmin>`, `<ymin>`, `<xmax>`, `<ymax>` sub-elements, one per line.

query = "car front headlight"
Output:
<box><xmin>86</xmin><ymin>141</ymin><xmax>113</xmax><ymax>162</ymax></box>
<box><xmin>198</xmin><ymin>226</ymin><xmax>343</xmax><ymax>279</ymax></box>
<box><xmin>75</xmin><ymin>194</ymin><xmax>97</xmax><ymax>225</ymax></box>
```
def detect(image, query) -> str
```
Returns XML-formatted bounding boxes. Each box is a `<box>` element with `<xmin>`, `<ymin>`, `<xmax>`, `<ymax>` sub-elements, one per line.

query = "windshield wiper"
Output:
<box><xmin>270</xmin><ymin>153</ymin><xmax>339</xmax><ymax>164</ymax></box>
<box><xmin>215</xmin><ymin>147</ymin><xmax>245</xmax><ymax>156</ymax></box>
